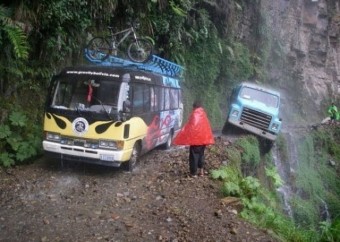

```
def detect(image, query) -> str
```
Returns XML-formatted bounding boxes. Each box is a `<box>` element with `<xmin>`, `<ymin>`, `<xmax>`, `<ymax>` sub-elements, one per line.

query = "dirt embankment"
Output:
<box><xmin>0</xmin><ymin>137</ymin><xmax>277</xmax><ymax>242</ymax></box>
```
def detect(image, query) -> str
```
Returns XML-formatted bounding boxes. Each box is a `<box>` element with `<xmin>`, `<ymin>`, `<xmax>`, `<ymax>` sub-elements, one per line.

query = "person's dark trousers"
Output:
<box><xmin>189</xmin><ymin>145</ymin><xmax>206</xmax><ymax>175</ymax></box>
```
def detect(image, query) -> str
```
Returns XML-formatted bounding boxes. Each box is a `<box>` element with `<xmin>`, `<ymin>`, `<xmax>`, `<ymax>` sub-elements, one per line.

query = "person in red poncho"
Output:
<box><xmin>173</xmin><ymin>100</ymin><xmax>215</xmax><ymax>177</ymax></box>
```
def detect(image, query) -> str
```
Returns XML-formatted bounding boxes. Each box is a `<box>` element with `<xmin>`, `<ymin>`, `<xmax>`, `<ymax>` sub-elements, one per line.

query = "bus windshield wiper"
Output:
<box><xmin>92</xmin><ymin>96</ymin><xmax>112</xmax><ymax>120</ymax></box>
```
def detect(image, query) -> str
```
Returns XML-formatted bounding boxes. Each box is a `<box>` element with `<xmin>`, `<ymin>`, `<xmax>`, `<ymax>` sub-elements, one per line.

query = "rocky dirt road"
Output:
<box><xmin>0</xmin><ymin>137</ymin><xmax>277</xmax><ymax>242</ymax></box>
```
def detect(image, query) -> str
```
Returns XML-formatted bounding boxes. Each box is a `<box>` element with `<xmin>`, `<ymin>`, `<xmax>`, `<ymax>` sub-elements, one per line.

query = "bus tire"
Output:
<box><xmin>125</xmin><ymin>142</ymin><xmax>140</xmax><ymax>172</ymax></box>
<box><xmin>163</xmin><ymin>132</ymin><xmax>173</xmax><ymax>150</ymax></box>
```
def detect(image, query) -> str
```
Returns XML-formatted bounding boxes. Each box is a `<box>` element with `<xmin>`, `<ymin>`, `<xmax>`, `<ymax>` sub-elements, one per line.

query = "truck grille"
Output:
<box><xmin>240</xmin><ymin>107</ymin><xmax>272</xmax><ymax>130</ymax></box>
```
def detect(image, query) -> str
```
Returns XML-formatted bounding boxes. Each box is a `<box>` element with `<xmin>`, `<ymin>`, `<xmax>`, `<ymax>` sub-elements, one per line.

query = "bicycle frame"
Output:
<box><xmin>108</xmin><ymin>27</ymin><xmax>138</xmax><ymax>49</ymax></box>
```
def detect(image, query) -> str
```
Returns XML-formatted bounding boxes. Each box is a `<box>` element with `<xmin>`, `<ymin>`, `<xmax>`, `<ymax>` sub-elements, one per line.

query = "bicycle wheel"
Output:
<box><xmin>86</xmin><ymin>37</ymin><xmax>111</xmax><ymax>61</ymax></box>
<box><xmin>127</xmin><ymin>38</ymin><xmax>153</xmax><ymax>63</ymax></box>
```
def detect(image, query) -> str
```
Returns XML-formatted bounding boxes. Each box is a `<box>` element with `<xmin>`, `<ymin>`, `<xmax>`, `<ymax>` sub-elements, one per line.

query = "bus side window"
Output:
<box><xmin>150</xmin><ymin>86</ymin><xmax>159</xmax><ymax>112</ymax></box>
<box><xmin>158</xmin><ymin>87</ymin><xmax>165</xmax><ymax>111</ymax></box>
<box><xmin>170</xmin><ymin>89</ymin><xmax>179</xmax><ymax>109</ymax></box>
<box><xmin>143</xmin><ymin>85</ymin><xmax>150</xmax><ymax>112</ymax></box>
<box><xmin>132</xmin><ymin>84</ymin><xmax>144</xmax><ymax>113</ymax></box>
<box><xmin>164</xmin><ymin>88</ymin><xmax>170</xmax><ymax>110</ymax></box>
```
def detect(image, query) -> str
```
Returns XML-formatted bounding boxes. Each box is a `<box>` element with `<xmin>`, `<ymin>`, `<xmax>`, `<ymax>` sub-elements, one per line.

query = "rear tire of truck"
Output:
<box><xmin>260</xmin><ymin>138</ymin><xmax>274</xmax><ymax>154</ymax></box>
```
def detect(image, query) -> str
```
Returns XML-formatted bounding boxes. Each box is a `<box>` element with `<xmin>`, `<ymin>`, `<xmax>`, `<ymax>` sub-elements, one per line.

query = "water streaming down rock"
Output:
<box><xmin>272</xmin><ymin>129</ymin><xmax>332</xmax><ymax>223</ymax></box>
<box><xmin>319</xmin><ymin>197</ymin><xmax>331</xmax><ymax>222</ymax></box>
<box><xmin>271</xmin><ymin>131</ymin><xmax>301</xmax><ymax>219</ymax></box>
<box><xmin>272</xmin><ymin>141</ymin><xmax>293</xmax><ymax>218</ymax></box>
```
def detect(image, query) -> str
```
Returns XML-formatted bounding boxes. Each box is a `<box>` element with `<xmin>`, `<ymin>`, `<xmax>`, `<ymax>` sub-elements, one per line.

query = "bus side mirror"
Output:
<box><xmin>123</xmin><ymin>100</ymin><xmax>131</xmax><ymax>113</ymax></box>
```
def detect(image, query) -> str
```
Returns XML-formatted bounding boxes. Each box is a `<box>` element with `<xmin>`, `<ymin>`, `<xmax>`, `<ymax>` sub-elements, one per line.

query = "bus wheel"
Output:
<box><xmin>126</xmin><ymin>143</ymin><xmax>140</xmax><ymax>172</ymax></box>
<box><xmin>163</xmin><ymin>132</ymin><xmax>173</xmax><ymax>150</ymax></box>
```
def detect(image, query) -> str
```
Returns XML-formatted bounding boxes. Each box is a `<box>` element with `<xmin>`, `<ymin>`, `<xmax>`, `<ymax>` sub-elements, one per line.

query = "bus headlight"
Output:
<box><xmin>99</xmin><ymin>140</ymin><xmax>124</xmax><ymax>150</ymax></box>
<box><xmin>46</xmin><ymin>132</ymin><xmax>61</xmax><ymax>142</ymax></box>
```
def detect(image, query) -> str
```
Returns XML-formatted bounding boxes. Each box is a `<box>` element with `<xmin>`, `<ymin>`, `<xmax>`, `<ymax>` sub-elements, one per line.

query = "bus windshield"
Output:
<box><xmin>50</xmin><ymin>75</ymin><xmax>121</xmax><ymax>113</ymax></box>
<box><xmin>240</xmin><ymin>87</ymin><xmax>279</xmax><ymax>108</ymax></box>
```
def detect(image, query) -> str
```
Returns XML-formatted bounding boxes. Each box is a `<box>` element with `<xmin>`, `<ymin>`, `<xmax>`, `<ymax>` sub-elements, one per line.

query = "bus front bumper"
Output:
<box><xmin>43</xmin><ymin>140</ymin><xmax>132</xmax><ymax>167</ymax></box>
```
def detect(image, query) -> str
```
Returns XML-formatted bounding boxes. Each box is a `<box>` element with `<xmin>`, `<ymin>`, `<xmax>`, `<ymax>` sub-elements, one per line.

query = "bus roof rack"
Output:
<box><xmin>84</xmin><ymin>49</ymin><xmax>184</xmax><ymax>78</ymax></box>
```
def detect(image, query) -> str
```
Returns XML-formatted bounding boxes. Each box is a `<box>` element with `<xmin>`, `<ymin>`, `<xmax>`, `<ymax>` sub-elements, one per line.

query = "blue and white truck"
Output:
<box><xmin>226</xmin><ymin>82</ymin><xmax>282</xmax><ymax>144</ymax></box>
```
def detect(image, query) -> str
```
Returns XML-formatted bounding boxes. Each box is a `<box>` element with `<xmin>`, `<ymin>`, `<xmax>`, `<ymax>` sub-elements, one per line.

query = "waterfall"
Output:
<box><xmin>318</xmin><ymin>197</ymin><xmax>331</xmax><ymax>222</ymax></box>
<box><xmin>272</xmin><ymin>143</ymin><xmax>293</xmax><ymax>218</ymax></box>
<box><xmin>271</xmin><ymin>129</ymin><xmax>304</xmax><ymax>219</ymax></box>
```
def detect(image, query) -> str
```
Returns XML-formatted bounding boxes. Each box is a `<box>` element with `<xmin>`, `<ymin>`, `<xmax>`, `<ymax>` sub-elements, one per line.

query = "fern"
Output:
<box><xmin>0</xmin><ymin>5</ymin><xmax>12</xmax><ymax>24</ymax></box>
<box><xmin>0</xmin><ymin>5</ymin><xmax>29</xmax><ymax>60</ymax></box>
<box><xmin>3</xmin><ymin>26</ymin><xmax>29</xmax><ymax>59</ymax></box>
<box><xmin>170</xmin><ymin>1</ymin><xmax>187</xmax><ymax>17</ymax></box>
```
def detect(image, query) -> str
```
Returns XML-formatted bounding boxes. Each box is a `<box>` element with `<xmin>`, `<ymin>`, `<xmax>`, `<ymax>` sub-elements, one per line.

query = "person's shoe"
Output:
<box><xmin>199</xmin><ymin>169</ymin><xmax>204</xmax><ymax>176</ymax></box>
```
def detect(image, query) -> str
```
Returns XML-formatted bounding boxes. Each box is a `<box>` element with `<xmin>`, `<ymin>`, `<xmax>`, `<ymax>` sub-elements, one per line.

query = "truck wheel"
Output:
<box><xmin>260</xmin><ymin>139</ymin><xmax>274</xmax><ymax>153</ymax></box>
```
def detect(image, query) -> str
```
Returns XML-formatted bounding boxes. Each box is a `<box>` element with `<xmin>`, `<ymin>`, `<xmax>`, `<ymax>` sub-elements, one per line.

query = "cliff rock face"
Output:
<box><xmin>262</xmin><ymin>0</ymin><xmax>340</xmax><ymax>124</ymax></box>
<box><xmin>229</xmin><ymin>0</ymin><xmax>340</xmax><ymax>124</ymax></box>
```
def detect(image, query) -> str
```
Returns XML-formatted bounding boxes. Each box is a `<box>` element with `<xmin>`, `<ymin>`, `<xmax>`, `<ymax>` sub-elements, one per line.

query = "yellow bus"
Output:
<box><xmin>43</xmin><ymin>60</ymin><xmax>183</xmax><ymax>171</ymax></box>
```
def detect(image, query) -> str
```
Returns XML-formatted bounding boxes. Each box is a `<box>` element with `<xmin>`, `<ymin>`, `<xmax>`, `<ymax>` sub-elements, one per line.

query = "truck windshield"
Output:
<box><xmin>240</xmin><ymin>87</ymin><xmax>279</xmax><ymax>108</ymax></box>
<box><xmin>50</xmin><ymin>76</ymin><xmax>121</xmax><ymax>113</ymax></box>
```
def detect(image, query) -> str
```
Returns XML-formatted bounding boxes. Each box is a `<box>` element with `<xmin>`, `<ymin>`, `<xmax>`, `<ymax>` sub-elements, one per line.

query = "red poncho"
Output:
<box><xmin>173</xmin><ymin>107</ymin><xmax>215</xmax><ymax>146</ymax></box>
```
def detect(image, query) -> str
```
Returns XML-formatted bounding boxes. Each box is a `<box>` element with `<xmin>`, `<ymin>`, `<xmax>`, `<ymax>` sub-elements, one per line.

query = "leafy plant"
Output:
<box><xmin>0</xmin><ymin>110</ymin><xmax>42</xmax><ymax>167</ymax></box>
<box><xmin>222</xmin><ymin>181</ymin><xmax>241</xmax><ymax>196</ymax></box>
<box><xmin>240</xmin><ymin>176</ymin><xmax>261</xmax><ymax>198</ymax></box>
<box><xmin>265</xmin><ymin>165</ymin><xmax>283</xmax><ymax>188</ymax></box>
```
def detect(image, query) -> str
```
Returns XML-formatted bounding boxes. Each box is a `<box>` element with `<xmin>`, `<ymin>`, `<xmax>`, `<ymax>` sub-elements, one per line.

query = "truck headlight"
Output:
<box><xmin>231</xmin><ymin>110</ymin><xmax>239</xmax><ymax>117</ymax></box>
<box><xmin>271</xmin><ymin>123</ymin><xmax>279</xmax><ymax>131</ymax></box>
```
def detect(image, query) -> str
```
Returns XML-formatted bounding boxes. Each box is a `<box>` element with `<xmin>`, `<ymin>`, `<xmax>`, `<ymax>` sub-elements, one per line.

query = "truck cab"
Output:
<box><xmin>226</xmin><ymin>82</ymin><xmax>282</xmax><ymax>142</ymax></box>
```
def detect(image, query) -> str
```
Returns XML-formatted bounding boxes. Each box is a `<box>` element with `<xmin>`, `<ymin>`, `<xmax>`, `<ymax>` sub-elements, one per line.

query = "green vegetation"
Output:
<box><xmin>292</xmin><ymin>126</ymin><xmax>340</xmax><ymax>239</ymax></box>
<box><xmin>212</xmin><ymin>126</ymin><xmax>340</xmax><ymax>241</ymax></box>
<box><xmin>0</xmin><ymin>110</ymin><xmax>42</xmax><ymax>167</ymax></box>
<box><xmin>234</xmin><ymin>135</ymin><xmax>261</xmax><ymax>175</ymax></box>
<box><xmin>211</xmin><ymin>135</ymin><xmax>322</xmax><ymax>241</ymax></box>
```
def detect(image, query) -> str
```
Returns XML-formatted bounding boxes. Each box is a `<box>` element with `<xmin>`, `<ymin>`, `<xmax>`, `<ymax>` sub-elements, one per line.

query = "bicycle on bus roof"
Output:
<box><xmin>86</xmin><ymin>21</ymin><xmax>154</xmax><ymax>63</ymax></box>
